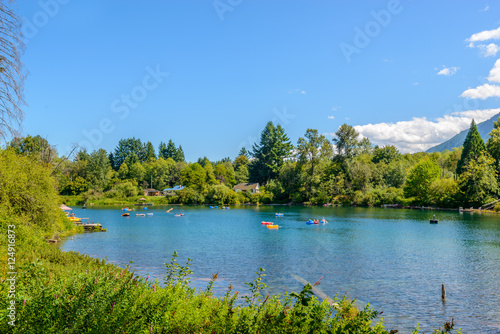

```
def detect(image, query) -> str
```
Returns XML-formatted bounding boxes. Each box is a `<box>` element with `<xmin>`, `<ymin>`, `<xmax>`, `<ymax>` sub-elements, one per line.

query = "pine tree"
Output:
<box><xmin>456</xmin><ymin>120</ymin><xmax>486</xmax><ymax>175</ymax></box>
<box><xmin>144</xmin><ymin>141</ymin><xmax>157</xmax><ymax>161</ymax></box>
<box><xmin>486</xmin><ymin>116</ymin><xmax>500</xmax><ymax>174</ymax></box>
<box><xmin>158</xmin><ymin>142</ymin><xmax>168</xmax><ymax>159</ymax></box>
<box><xmin>176</xmin><ymin>145</ymin><xmax>185</xmax><ymax>162</ymax></box>
<box><xmin>250</xmin><ymin>121</ymin><xmax>293</xmax><ymax>184</ymax></box>
<box><xmin>165</xmin><ymin>140</ymin><xmax>178</xmax><ymax>160</ymax></box>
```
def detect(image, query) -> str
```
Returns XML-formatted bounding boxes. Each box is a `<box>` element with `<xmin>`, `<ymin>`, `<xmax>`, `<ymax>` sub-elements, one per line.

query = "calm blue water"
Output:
<box><xmin>61</xmin><ymin>206</ymin><xmax>500</xmax><ymax>333</ymax></box>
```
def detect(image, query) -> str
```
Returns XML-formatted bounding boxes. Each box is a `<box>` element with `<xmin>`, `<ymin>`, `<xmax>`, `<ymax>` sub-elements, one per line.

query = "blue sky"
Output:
<box><xmin>15</xmin><ymin>0</ymin><xmax>500</xmax><ymax>161</ymax></box>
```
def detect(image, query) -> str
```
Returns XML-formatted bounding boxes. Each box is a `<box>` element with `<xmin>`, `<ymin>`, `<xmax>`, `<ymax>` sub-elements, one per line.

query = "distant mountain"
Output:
<box><xmin>426</xmin><ymin>113</ymin><xmax>500</xmax><ymax>153</ymax></box>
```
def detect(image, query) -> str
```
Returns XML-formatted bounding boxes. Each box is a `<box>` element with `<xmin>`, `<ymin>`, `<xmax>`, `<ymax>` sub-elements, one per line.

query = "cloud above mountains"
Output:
<box><xmin>351</xmin><ymin>109</ymin><xmax>500</xmax><ymax>153</ymax></box>
<box><xmin>467</xmin><ymin>26</ymin><xmax>500</xmax><ymax>57</ymax></box>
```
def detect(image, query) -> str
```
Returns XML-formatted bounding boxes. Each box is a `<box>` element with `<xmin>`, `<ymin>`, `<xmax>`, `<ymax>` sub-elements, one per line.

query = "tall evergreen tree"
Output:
<box><xmin>165</xmin><ymin>140</ymin><xmax>178</xmax><ymax>160</ymax></box>
<box><xmin>238</xmin><ymin>147</ymin><xmax>249</xmax><ymax>158</ymax></box>
<box><xmin>486</xmin><ymin>116</ymin><xmax>500</xmax><ymax>175</ymax></box>
<box><xmin>158</xmin><ymin>141</ymin><xmax>168</xmax><ymax>160</ymax></box>
<box><xmin>113</xmin><ymin>137</ymin><xmax>144</xmax><ymax>168</ymax></box>
<box><xmin>144</xmin><ymin>141</ymin><xmax>157</xmax><ymax>161</ymax></box>
<box><xmin>250</xmin><ymin>121</ymin><xmax>293</xmax><ymax>184</ymax></box>
<box><xmin>175</xmin><ymin>145</ymin><xmax>185</xmax><ymax>162</ymax></box>
<box><xmin>456</xmin><ymin>120</ymin><xmax>486</xmax><ymax>175</ymax></box>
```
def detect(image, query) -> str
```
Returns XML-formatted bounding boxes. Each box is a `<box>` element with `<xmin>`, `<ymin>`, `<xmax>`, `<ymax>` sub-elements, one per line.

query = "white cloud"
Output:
<box><xmin>461</xmin><ymin>83</ymin><xmax>500</xmax><ymax>99</ymax></box>
<box><xmin>288</xmin><ymin>88</ymin><xmax>306</xmax><ymax>95</ymax></box>
<box><xmin>327</xmin><ymin>115</ymin><xmax>335</xmax><ymax>120</ymax></box>
<box><xmin>349</xmin><ymin>109</ymin><xmax>500</xmax><ymax>153</ymax></box>
<box><xmin>478</xmin><ymin>43</ymin><xmax>500</xmax><ymax>57</ymax></box>
<box><xmin>468</xmin><ymin>27</ymin><xmax>500</xmax><ymax>43</ymax></box>
<box><xmin>467</xmin><ymin>27</ymin><xmax>500</xmax><ymax>56</ymax></box>
<box><xmin>488</xmin><ymin>59</ymin><xmax>500</xmax><ymax>83</ymax></box>
<box><xmin>480</xmin><ymin>4</ymin><xmax>490</xmax><ymax>12</ymax></box>
<box><xmin>437</xmin><ymin>66</ymin><xmax>459</xmax><ymax>76</ymax></box>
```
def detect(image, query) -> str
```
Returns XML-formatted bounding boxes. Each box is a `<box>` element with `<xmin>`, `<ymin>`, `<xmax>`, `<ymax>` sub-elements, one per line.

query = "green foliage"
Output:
<box><xmin>0</xmin><ymin>149</ymin><xmax>67</xmax><ymax>232</ymax></box>
<box><xmin>61</xmin><ymin>176</ymin><xmax>88</xmax><ymax>195</ymax></box>
<box><xmin>250</xmin><ymin>121</ymin><xmax>293</xmax><ymax>184</ymax></box>
<box><xmin>404</xmin><ymin>159</ymin><xmax>441</xmax><ymax>205</ymax></box>
<box><xmin>332</xmin><ymin>123</ymin><xmax>360</xmax><ymax>161</ymax></box>
<box><xmin>113</xmin><ymin>137</ymin><xmax>145</xmax><ymax>169</ymax></box>
<box><xmin>428</xmin><ymin>178</ymin><xmax>459</xmax><ymax>208</ymax></box>
<box><xmin>8</xmin><ymin>135</ymin><xmax>57</xmax><ymax>164</ymax></box>
<box><xmin>372</xmin><ymin>145</ymin><xmax>401</xmax><ymax>164</ymax></box>
<box><xmin>458</xmin><ymin>153</ymin><xmax>499</xmax><ymax>207</ymax></box>
<box><xmin>486</xmin><ymin>116</ymin><xmax>500</xmax><ymax>175</ymax></box>
<box><xmin>144</xmin><ymin>141</ymin><xmax>157</xmax><ymax>161</ymax></box>
<box><xmin>456</xmin><ymin>120</ymin><xmax>486</xmax><ymax>175</ymax></box>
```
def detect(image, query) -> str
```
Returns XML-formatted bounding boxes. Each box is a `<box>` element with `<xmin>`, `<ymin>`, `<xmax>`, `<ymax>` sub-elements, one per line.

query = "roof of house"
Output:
<box><xmin>144</xmin><ymin>188</ymin><xmax>159</xmax><ymax>192</ymax></box>
<box><xmin>233</xmin><ymin>183</ymin><xmax>259</xmax><ymax>191</ymax></box>
<box><xmin>163</xmin><ymin>185</ymin><xmax>185</xmax><ymax>191</ymax></box>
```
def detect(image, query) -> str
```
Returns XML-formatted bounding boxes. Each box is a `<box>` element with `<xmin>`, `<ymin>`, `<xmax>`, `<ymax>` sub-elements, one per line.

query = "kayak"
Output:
<box><xmin>267</xmin><ymin>225</ymin><xmax>279</xmax><ymax>229</ymax></box>
<box><xmin>261</xmin><ymin>221</ymin><xmax>274</xmax><ymax>225</ymax></box>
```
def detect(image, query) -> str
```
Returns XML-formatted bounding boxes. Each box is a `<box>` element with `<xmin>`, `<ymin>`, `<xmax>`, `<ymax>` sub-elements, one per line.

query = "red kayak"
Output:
<box><xmin>261</xmin><ymin>221</ymin><xmax>273</xmax><ymax>225</ymax></box>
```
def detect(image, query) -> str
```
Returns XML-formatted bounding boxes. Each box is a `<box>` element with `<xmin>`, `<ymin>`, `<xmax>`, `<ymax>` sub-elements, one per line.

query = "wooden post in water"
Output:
<box><xmin>441</xmin><ymin>284</ymin><xmax>446</xmax><ymax>301</ymax></box>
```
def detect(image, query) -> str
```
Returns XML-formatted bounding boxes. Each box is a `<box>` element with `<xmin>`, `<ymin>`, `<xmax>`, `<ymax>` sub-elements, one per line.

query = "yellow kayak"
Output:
<box><xmin>267</xmin><ymin>225</ymin><xmax>279</xmax><ymax>229</ymax></box>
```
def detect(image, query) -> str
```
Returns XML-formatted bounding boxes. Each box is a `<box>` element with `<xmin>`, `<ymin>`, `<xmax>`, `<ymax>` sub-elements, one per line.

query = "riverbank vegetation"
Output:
<box><xmin>0</xmin><ymin>147</ymin><xmax>463</xmax><ymax>333</ymax></box>
<box><xmin>11</xmin><ymin>118</ymin><xmax>500</xmax><ymax>210</ymax></box>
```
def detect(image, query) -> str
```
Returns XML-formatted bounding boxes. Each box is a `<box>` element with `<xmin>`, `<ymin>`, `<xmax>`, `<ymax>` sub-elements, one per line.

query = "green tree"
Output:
<box><xmin>403</xmin><ymin>159</ymin><xmax>441</xmax><ymax>204</ymax></box>
<box><xmin>118</xmin><ymin>163</ymin><xmax>129</xmax><ymax>180</ymax></box>
<box><xmin>129</xmin><ymin>162</ymin><xmax>145</xmax><ymax>183</ymax></box>
<box><xmin>234</xmin><ymin>154</ymin><xmax>250</xmax><ymax>184</ymax></box>
<box><xmin>296</xmin><ymin>129</ymin><xmax>333</xmax><ymax>199</ymax></box>
<box><xmin>428</xmin><ymin>178</ymin><xmax>459</xmax><ymax>208</ymax></box>
<box><xmin>250</xmin><ymin>121</ymin><xmax>293</xmax><ymax>184</ymax></box>
<box><xmin>113</xmin><ymin>137</ymin><xmax>144</xmax><ymax>168</ymax></box>
<box><xmin>456</xmin><ymin>120</ymin><xmax>486</xmax><ymax>175</ymax></box>
<box><xmin>332</xmin><ymin>124</ymin><xmax>360</xmax><ymax>161</ymax></box>
<box><xmin>165</xmin><ymin>140</ymin><xmax>178</xmax><ymax>160</ymax></box>
<box><xmin>238</xmin><ymin>147</ymin><xmax>249</xmax><ymax>158</ymax></box>
<box><xmin>86</xmin><ymin>149</ymin><xmax>111</xmax><ymax>190</ymax></box>
<box><xmin>8</xmin><ymin>135</ymin><xmax>57</xmax><ymax>164</ymax></box>
<box><xmin>144</xmin><ymin>141</ymin><xmax>156</xmax><ymax>161</ymax></box>
<box><xmin>175</xmin><ymin>145</ymin><xmax>185</xmax><ymax>162</ymax></box>
<box><xmin>372</xmin><ymin>145</ymin><xmax>401</xmax><ymax>164</ymax></box>
<box><xmin>486</xmin><ymin>116</ymin><xmax>500</xmax><ymax>174</ymax></box>
<box><xmin>458</xmin><ymin>153</ymin><xmax>498</xmax><ymax>207</ymax></box>
<box><xmin>181</xmin><ymin>163</ymin><xmax>207</xmax><ymax>190</ymax></box>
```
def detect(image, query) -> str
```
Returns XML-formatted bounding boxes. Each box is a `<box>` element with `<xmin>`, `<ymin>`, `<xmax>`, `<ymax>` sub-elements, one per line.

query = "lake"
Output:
<box><xmin>60</xmin><ymin>205</ymin><xmax>500</xmax><ymax>333</ymax></box>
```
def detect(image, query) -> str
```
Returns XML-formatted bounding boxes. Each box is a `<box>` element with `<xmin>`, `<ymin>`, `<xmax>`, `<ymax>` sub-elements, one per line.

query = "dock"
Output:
<box><xmin>74</xmin><ymin>218</ymin><xmax>107</xmax><ymax>232</ymax></box>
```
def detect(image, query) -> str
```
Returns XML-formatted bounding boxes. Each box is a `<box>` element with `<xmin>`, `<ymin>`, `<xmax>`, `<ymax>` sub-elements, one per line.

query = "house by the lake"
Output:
<box><xmin>233</xmin><ymin>183</ymin><xmax>260</xmax><ymax>194</ymax></box>
<box><xmin>143</xmin><ymin>188</ymin><xmax>161</xmax><ymax>196</ymax></box>
<box><xmin>163</xmin><ymin>185</ymin><xmax>185</xmax><ymax>196</ymax></box>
